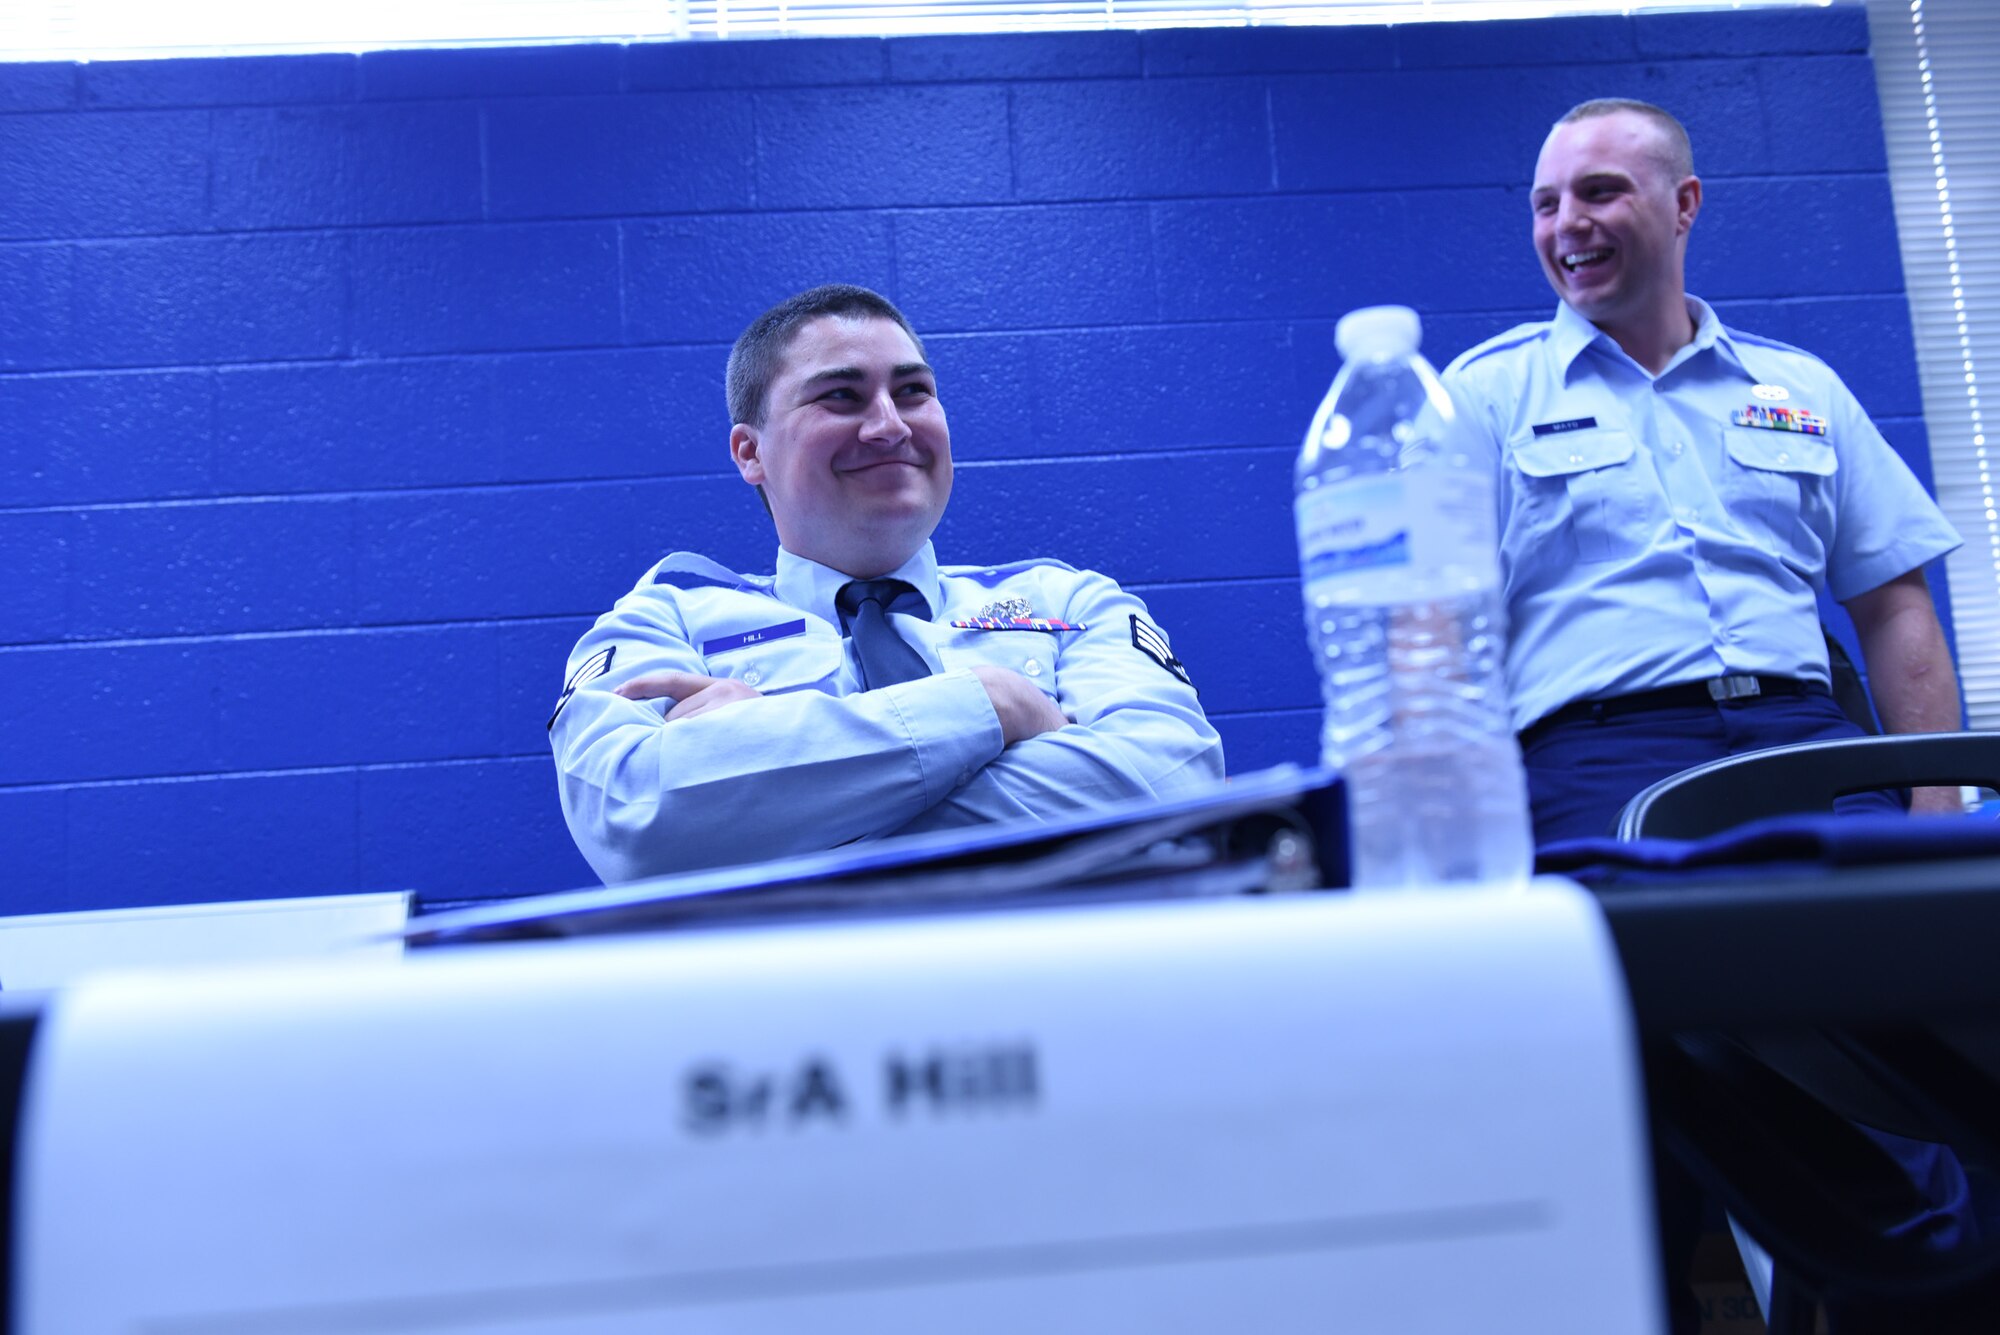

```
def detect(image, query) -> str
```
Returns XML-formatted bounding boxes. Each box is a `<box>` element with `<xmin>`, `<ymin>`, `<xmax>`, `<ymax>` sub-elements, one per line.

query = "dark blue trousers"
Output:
<box><xmin>1520</xmin><ymin>686</ymin><xmax>1901</xmax><ymax>844</ymax></box>
<box><xmin>1522</xmin><ymin>688</ymin><xmax>1979</xmax><ymax>1332</ymax></box>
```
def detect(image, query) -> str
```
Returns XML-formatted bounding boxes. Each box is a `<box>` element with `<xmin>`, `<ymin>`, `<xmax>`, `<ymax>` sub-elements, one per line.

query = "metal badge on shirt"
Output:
<box><xmin>548</xmin><ymin>645</ymin><xmax>615</xmax><ymax>730</ymax></box>
<box><xmin>951</xmin><ymin>597</ymin><xmax>1086</xmax><ymax>633</ymax></box>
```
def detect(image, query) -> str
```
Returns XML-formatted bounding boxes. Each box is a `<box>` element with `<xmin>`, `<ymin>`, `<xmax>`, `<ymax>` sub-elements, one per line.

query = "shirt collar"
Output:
<box><xmin>1551</xmin><ymin>295</ymin><xmax>1739</xmax><ymax>381</ymax></box>
<box><xmin>1690</xmin><ymin>298</ymin><xmax>1783</xmax><ymax>386</ymax></box>
<box><xmin>1676</xmin><ymin>295</ymin><xmax>1741</xmax><ymax>374</ymax></box>
<box><xmin>773</xmin><ymin>542</ymin><xmax>941</xmax><ymax>624</ymax></box>
<box><xmin>1548</xmin><ymin>298</ymin><xmax>1606</xmax><ymax>377</ymax></box>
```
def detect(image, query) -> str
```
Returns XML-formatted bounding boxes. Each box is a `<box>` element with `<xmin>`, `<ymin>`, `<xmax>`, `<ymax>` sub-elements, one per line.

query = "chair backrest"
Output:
<box><xmin>1616</xmin><ymin>731</ymin><xmax>2000</xmax><ymax>1319</ymax></box>
<box><xmin>1616</xmin><ymin>732</ymin><xmax>2000</xmax><ymax>841</ymax></box>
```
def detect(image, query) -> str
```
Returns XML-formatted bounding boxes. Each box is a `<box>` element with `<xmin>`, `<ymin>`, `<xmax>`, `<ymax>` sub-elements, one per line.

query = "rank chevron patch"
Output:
<box><xmin>1130</xmin><ymin>615</ymin><xmax>1192</xmax><ymax>687</ymax></box>
<box><xmin>548</xmin><ymin>645</ymin><xmax>615</xmax><ymax>730</ymax></box>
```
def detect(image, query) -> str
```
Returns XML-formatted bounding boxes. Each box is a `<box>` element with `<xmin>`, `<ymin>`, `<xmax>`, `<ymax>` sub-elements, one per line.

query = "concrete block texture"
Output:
<box><xmin>66</xmin><ymin>770</ymin><xmax>364</xmax><ymax>909</ymax></box>
<box><xmin>0</xmin><ymin>109</ymin><xmax>209</xmax><ymax>240</ymax></box>
<box><xmin>360</xmin><ymin>756</ymin><xmax>599</xmax><ymax>903</ymax></box>
<box><xmin>360</xmin><ymin>43</ymin><xmax>622</xmax><ymax>100</ymax></box>
<box><xmin>0</xmin><ymin>640</ymin><xmax>226</xmax><ymax>786</ymax></box>
<box><xmin>1151</xmin><ymin>194</ymin><xmax>1415</xmax><ymax>322</ymax></box>
<box><xmin>887</xmin><ymin>31</ymin><xmax>1140</xmax><ymax>83</ymax></box>
<box><xmin>211</xmin><ymin>628</ymin><xmax>509</xmax><ymax>772</ymax></box>
<box><xmin>350</xmin><ymin>222</ymin><xmax>621</xmax><ymax>355</ymax></box>
<box><xmin>1006</xmin><ymin>322</ymin><xmax>1310</xmax><ymax>455</ymax></box>
<box><xmin>63</xmin><ymin>497</ymin><xmax>357</xmax><ymax>640</ymax></box>
<box><xmin>1013</xmin><ymin>79</ymin><xmax>1272</xmax><ymax>201</ymax></box>
<box><xmin>0</xmin><ymin>789</ymin><xmax>68</xmax><ymax>916</ymax></box>
<box><xmin>1393</xmin><ymin>15</ymin><xmax>1637</xmax><ymax>69</ymax></box>
<box><xmin>2</xmin><ymin>369</ymin><xmax>215</xmax><ymax>506</ymax></box>
<box><xmin>214</xmin><ymin>346</ymin><xmax>732</xmax><ymax>494</ymax></box>
<box><xmin>896</xmin><ymin>204</ymin><xmax>1159</xmax><ymax>329</ymax></box>
<box><xmin>1272</xmin><ymin>61</ymin><xmax>1773</xmax><ymax>191</ymax></box>
<box><xmin>1139</xmin><ymin>578</ymin><xmax>1317</xmax><ymax>715</ymax></box>
<box><xmin>353</xmin><ymin>478</ymin><xmax>766</xmax><ymax>626</ymax></box>
<box><xmin>623</xmin><ymin>212</ymin><xmax>897</xmax><ymax>343</ymax></box>
<box><xmin>1139</xmin><ymin>25</ymin><xmax>1392</xmax><ymax>78</ymax></box>
<box><xmin>0</xmin><ymin>512</ymin><xmax>68</xmax><ymax>646</ymax></box>
<box><xmin>0</xmin><ymin>620</ymin><xmax>585</xmax><ymax>786</ymax></box>
<box><xmin>0</xmin><ymin>7</ymin><xmax>1921</xmax><ymax>910</ymax></box>
<box><xmin>1691</xmin><ymin>175</ymin><xmax>1905</xmax><ymax>300</ymax></box>
<box><xmin>486</xmin><ymin>93</ymin><xmax>756</xmax><ymax>219</ymax></box>
<box><xmin>0</xmin><ymin>234</ymin><xmax>349</xmax><ymax>370</ymax></box>
<box><xmin>754</xmin><ymin>85</ymin><xmax>1012</xmax><ymax>209</ymax></box>
<box><xmin>212</xmin><ymin>104</ymin><xmax>485</xmax><ymax>228</ymax></box>
<box><xmin>626</xmin><ymin>36</ymin><xmax>887</xmax><ymax>91</ymax></box>
<box><xmin>80</xmin><ymin>54</ymin><xmax>356</xmax><ymax>109</ymax></box>
<box><xmin>1211</xmin><ymin>709</ymin><xmax>1318</xmax><ymax>777</ymax></box>
<box><xmin>1633</xmin><ymin>4</ymin><xmax>1868</xmax><ymax>58</ymax></box>
<box><xmin>936</xmin><ymin>449</ymin><xmax>1296</xmax><ymax>584</ymax></box>
<box><xmin>0</xmin><ymin>62</ymin><xmax>78</xmax><ymax>112</ymax></box>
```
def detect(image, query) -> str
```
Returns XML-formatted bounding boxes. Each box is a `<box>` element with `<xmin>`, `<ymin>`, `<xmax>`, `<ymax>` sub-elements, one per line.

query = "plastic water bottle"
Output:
<box><xmin>1294</xmin><ymin>306</ymin><xmax>1532</xmax><ymax>890</ymax></box>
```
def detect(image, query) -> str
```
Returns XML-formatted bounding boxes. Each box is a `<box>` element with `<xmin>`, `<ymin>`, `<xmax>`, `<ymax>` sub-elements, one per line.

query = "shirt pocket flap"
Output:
<box><xmin>1510</xmin><ymin>428</ymin><xmax>1637</xmax><ymax>478</ymax></box>
<box><xmin>707</xmin><ymin>632</ymin><xmax>844</xmax><ymax>693</ymax></box>
<box><xmin>1722</xmin><ymin>427</ymin><xmax>1838</xmax><ymax>477</ymax></box>
<box><xmin>938</xmin><ymin>634</ymin><xmax>1062</xmax><ymax>699</ymax></box>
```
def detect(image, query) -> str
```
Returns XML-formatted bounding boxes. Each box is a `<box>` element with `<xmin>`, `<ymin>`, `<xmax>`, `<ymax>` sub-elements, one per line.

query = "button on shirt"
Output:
<box><xmin>550</xmin><ymin>541</ymin><xmax>1224</xmax><ymax>883</ymax></box>
<box><xmin>1443</xmin><ymin>298</ymin><xmax>1960</xmax><ymax>732</ymax></box>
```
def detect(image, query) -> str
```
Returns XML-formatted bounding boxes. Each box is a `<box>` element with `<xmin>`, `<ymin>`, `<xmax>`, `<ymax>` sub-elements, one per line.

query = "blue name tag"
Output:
<box><xmin>1531</xmin><ymin>416</ymin><xmax>1598</xmax><ymax>436</ymax></box>
<box><xmin>702</xmin><ymin>619</ymin><xmax>806</xmax><ymax>656</ymax></box>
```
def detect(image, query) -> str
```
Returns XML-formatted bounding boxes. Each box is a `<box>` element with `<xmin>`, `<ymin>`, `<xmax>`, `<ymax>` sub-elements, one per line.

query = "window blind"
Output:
<box><xmin>2</xmin><ymin>0</ymin><xmax>1822</xmax><ymax>59</ymax></box>
<box><xmin>1868</xmin><ymin>0</ymin><xmax>2000</xmax><ymax>727</ymax></box>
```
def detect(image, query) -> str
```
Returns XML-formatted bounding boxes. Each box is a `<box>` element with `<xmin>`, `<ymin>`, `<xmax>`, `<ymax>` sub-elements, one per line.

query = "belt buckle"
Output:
<box><xmin>1707</xmin><ymin>675</ymin><xmax>1762</xmax><ymax>702</ymax></box>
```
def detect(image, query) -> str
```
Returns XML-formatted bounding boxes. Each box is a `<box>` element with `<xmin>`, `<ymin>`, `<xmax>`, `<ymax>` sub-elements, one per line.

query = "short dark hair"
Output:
<box><xmin>1555</xmin><ymin>98</ymin><xmax>1694</xmax><ymax>182</ymax></box>
<box><xmin>725</xmin><ymin>284</ymin><xmax>926</xmax><ymax>427</ymax></box>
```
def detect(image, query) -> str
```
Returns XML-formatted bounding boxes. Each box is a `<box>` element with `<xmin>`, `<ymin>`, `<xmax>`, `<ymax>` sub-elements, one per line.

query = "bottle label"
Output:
<box><xmin>1295</xmin><ymin>475</ymin><xmax>1410</xmax><ymax>593</ymax></box>
<box><xmin>1296</xmin><ymin>470</ymin><xmax>1500</xmax><ymax>599</ymax></box>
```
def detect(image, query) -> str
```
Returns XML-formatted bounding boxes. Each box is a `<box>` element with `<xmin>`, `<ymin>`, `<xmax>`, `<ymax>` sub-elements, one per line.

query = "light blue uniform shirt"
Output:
<box><xmin>550</xmin><ymin>541</ymin><xmax>1225</xmax><ymax>883</ymax></box>
<box><xmin>1443</xmin><ymin>298</ymin><xmax>1960</xmax><ymax>732</ymax></box>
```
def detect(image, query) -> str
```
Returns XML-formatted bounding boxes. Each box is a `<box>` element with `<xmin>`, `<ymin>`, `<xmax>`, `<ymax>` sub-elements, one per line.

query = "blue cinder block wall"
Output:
<box><xmin>0</xmin><ymin>5</ymin><xmax>1935</xmax><ymax>913</ymax></box>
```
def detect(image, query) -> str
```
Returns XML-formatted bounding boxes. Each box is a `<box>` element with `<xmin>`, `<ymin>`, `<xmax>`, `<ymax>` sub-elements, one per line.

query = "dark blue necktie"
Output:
<box><xmin>836</xmin><ymin>579</ymin><xmax>933</xmax><ymax>690</ymax></box>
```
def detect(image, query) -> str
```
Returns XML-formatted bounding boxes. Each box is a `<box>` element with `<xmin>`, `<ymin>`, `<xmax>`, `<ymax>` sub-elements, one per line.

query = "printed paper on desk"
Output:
<box><xmin>19</xmin><ymin>880</ymin><xmax>1661</xmax><ymax>1334</ymax></box>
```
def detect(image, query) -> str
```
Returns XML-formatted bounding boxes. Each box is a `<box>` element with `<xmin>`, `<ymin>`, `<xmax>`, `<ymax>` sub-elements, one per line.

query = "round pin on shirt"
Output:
<box><xmin>1752</xmin><ymin>384</ymin><xmax>1790</xmax><ymax>402</ymax></box>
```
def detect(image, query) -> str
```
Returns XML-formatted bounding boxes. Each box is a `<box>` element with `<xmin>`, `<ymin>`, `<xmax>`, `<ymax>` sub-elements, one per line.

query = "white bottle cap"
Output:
<box><xmin>1335</xmin><ymin>305</ymin><xmax>1422</xmax><ymax>360</ymax></box>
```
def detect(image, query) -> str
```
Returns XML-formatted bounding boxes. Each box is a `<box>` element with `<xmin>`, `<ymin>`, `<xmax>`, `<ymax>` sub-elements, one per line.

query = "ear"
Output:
<box><xmin>729</xmin><ymin>424</ymin><xmax>764</xmax><ymax>485</ymax></box>
<box><xmin>1675</xmin><ymin>174</ymin><xmax>1702</xmax><ymax>237</ymax></box>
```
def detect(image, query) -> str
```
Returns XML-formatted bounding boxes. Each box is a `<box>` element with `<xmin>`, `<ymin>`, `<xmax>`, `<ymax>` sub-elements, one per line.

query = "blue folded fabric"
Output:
<box><xmin>1538</xmin><ymin>811</ymin><xmax>2000</xmax><ymax>889</ymax></box>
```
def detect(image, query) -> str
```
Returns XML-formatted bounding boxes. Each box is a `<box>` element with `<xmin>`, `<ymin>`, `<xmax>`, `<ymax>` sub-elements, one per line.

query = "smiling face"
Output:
<box><xmin>1531</xmin><ymin>109</ymin><xmax>1700</xmax><ymax>345</ymax></box>
<box><xmin>729</xmin><ymin>315</ymin><xmax>952</xmax><ymax>579</ymax></box>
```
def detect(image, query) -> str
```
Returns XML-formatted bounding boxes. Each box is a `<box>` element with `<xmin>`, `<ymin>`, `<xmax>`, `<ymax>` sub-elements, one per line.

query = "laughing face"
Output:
<box><xmin>729</xmin><ymin>315</ymin><xmax>953</xmax><ymax>579</ymax></box>
<box><xmin>1530</xmin><ymin>110</ymin><xmax>1700</xmax><ymax>342</ymax></box>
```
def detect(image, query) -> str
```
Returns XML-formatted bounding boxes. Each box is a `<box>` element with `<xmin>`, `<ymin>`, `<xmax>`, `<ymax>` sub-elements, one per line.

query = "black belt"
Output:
<box><xmin>1519</xmin><ymin>675</ymin><xmax>1820</xmax><ymax>750</ymax></box>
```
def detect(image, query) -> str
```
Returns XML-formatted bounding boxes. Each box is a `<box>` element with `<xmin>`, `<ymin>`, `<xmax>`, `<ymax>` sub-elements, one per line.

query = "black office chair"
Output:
<box><xmin>1616</xmin><ymin>731</ymin><xmax>2000</xmax><ymax>1333</ymax></box>
<box><xmin>1616</xmin><ymin>731</ymin><xmax>2000</xmax><ymax>841</ymax></box>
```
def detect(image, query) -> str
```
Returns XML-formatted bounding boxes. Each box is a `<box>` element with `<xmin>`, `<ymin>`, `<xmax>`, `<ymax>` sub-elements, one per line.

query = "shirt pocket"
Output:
<box><xmin>938</xmin><ymin>630</ymin><xmax>1064</xmax><ymax>702</ymax></box>
<box><xmin>699</xmin><ymin>629</ymin><xmax>845</xmax><ymax>695</ymax></box>
<box><xmin>1505</xmin><ymin>427</ymin><xmax>1655</xmax><ymax>565</ymax></box>
<box><xmin>1718</xmin><ymin>427</ymin><xmax>1837</xmax><ymax>567</ymax></box>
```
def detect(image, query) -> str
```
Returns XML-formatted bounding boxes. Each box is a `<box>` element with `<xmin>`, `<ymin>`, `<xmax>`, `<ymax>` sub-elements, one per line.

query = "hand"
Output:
<box><xmin>616</xmin><ymin>670</ymin><xmax>762</xmax><ymax>722</ymax></box>
<box><xmin>1909</xmin><ymin>784</ymin><xmax>1967</xmax><ymax>816</ymax></box>
<box><xmin>969</xmin><ymin>665</ymin><xmax>1070</xmax><ymax>746</ymax></box>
